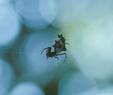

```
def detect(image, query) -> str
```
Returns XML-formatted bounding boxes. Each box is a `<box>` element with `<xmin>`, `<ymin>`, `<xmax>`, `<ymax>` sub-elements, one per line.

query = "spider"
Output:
<box><xmin>41</xmin><ymin>34</ymin><xmax>67</xmax><ymax>60</ymax></box>
<box><xmin>41</xmin><ymin>47</ymin><xmax>66</xmax><ymax>60</ymax></box>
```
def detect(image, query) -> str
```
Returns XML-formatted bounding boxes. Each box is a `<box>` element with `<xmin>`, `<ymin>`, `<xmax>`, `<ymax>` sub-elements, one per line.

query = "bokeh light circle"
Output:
<box><xmin>0</xmin><ymin>4</ymin><xmax>20</xmax><ymax>47</ymax></box>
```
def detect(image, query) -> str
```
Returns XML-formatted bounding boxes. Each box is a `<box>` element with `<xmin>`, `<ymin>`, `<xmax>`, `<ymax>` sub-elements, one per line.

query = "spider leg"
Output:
<box><xmin>56</xmin><ymin>53</ymin><xmax>67</xmax><ymax>58</ymax></box>
<box><xmin>41</xmin><ymin>48</ymin><xmax>48</xmax><ymax>54</ymax></box>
